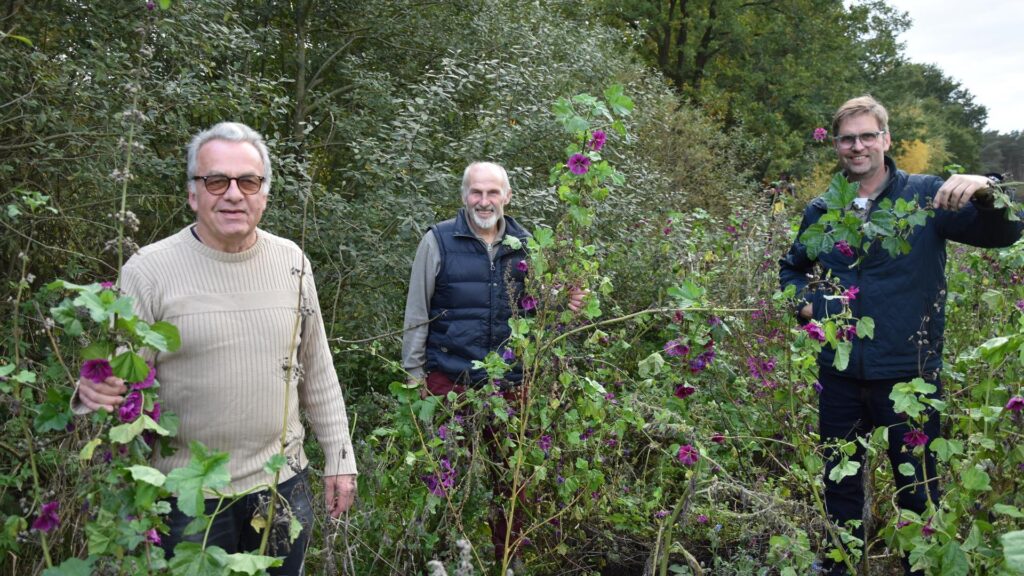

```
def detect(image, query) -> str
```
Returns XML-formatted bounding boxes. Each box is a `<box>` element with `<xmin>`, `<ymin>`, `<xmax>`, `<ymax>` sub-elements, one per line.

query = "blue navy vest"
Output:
<box><xmin>425</xmin><ymin>208</ymin><xmax>530</xmax><ymax>386</ymax></box>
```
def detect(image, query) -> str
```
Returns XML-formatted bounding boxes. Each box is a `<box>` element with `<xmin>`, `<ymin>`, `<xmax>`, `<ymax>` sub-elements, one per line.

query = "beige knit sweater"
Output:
<box><xmin>118</xmin><ymin>226</ymin><xmax>357</xmax><ymax>494</ymax></box>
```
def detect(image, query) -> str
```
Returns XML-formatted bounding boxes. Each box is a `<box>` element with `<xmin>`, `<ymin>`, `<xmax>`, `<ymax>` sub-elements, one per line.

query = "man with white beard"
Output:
<box><xmin>400</xmin><ymin>162</ymin><xmax>582</xmax><ymax>563</ymax></box>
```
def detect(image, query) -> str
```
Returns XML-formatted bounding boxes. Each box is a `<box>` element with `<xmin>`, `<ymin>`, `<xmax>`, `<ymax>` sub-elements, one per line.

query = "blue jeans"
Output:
<box><xmin>161</xmin><ymin>468</ymin><xmax>315</xmax><ymax>576</ymax></box>
<box><xmin>818</xmin><ymin>372</ymin><xmax>941</xmax><ymax>575</ymax></box>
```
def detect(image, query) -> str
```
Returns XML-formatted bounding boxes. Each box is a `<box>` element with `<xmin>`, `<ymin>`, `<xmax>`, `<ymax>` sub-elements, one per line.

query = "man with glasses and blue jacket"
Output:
<box><xmin>779</xmin><ymin>95</ymin><xmax>1022</xmax><ymax>575</ymax></box>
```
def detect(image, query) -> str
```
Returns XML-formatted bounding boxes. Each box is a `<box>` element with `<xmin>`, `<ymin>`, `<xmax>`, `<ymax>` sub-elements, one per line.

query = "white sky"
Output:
<box><xmin>886</xmin><ymin>0</ymin><xmax>1022</xmax><ymax>133</ymax></box>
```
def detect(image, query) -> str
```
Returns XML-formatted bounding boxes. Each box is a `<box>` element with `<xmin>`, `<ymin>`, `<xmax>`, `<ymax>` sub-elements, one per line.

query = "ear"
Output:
<box><xmin>882</xmin><ymin>131</ymin><xmax>892</xmax><ymax>152</ymax></box>
<box><xmin>502</xmin><ymin>189</ymin><xmax>512</xmax><ymax>206</ymax></box>
<box><xmin>188</xmin><ymin>189</ymin><xmax>199</xmax><ymax>212</ymax></box>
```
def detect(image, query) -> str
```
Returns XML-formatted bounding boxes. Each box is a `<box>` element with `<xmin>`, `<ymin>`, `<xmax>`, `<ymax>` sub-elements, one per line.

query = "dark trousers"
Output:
<box><xmin>818</xmin><ymin>371</ymin><xmax>941</xmax><ymax>575</ymax></box>
<box><xmin>161</xmin><ymin>468</ymin><xmax>315</xmax><ymax>576</ymax></box>
<box><xmin>426</xmin><ymin>371</ymin><xmax>527</xmax><ymax>566</ymax></box>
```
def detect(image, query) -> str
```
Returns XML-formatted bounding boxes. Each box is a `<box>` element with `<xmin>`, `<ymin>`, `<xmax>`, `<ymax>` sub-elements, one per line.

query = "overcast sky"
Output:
<box><xmin>886</xmin><ymin>0</ymin><xmax>1021</xmax><ymax>134</ymax></box>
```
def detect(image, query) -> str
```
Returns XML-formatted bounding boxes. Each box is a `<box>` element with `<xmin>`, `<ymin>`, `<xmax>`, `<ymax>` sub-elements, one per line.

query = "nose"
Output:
<box><xmin>222</xmin><ymin>179</ymin><xmax>245</xmax><ymax>199</ymax></box>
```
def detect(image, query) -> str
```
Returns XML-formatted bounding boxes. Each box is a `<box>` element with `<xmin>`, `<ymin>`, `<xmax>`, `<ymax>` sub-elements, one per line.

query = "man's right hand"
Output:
<box><xmin>408</xmin><ymin>376</ymin><xmax>428</xmax><ymax>400</ymax></box>
<box><xmin>76</xmin><ymin>376</ymin><xmax>128</xmax><ymax>413</ymax></box>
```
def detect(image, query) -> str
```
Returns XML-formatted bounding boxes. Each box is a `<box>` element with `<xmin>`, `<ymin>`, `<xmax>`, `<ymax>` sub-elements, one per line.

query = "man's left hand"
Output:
<box><xmin>568</xmin><ymin>287</ymin><xmax>588</xmax><ymax>312</ymax></box>
<box><xmin>934</xmin><ymin>174</ymin><xmax>993</xmax><ymax>211</ymax></box>
<box><xmin>324</xmin><ymin>474</ymin><xmax>357</xmax><ymax>518</ymax></box>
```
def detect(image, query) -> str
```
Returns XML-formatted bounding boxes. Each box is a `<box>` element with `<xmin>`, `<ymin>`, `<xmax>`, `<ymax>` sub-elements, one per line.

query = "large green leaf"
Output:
<box><xmin>937</xmin><ymin>541</ymin><xmax>969</xmax><ymax>576</ymax></box>
<box><xmin>225</xmin><ymin>552</ymin><xmax>284</xmax><ymax>574</ymax></box>
<box><xmin>1002</xmin><ymin>530</ymin><xmax>1024</xmax><ymax>572</ymax></box>
<box><xmin>169</xmin><ymin>542</ymin><xmax>230</xmax><ymax>575</ymax></box>
<box><xmin>164</xmin><ymin>442</ymin><xmax>231</xmax><ymax>517</ymax></box>
<box><xmin>42</xmin><ymin>557</ymin><xmax>96</xmax><ymax>576</ymax></box>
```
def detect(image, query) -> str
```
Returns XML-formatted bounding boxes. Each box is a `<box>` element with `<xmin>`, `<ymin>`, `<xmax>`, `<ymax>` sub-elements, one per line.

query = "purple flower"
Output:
<box><xmin>813</xmin><ymin>127</ymin><xmax>828</xmax><ymax>142</ymax></box>
<box><xmin>921</xmin><ymin>523</ymin><xmax>935</xmax><ymax>538</ymax></box>
<box><xmin>589</xmin><ymin>130</ymin><xmax>607</xmax><ymax>151</ymax></box>
<box><xmin>80</xmin><ymin>359</ymin><xmax>113</xmax><ymax>383</ymax></box>
<box><xmin>145</xmin><ymin>402</ymin><xmax>161</xmax><ymax>422</ymax></box>
<box><xmin>710</xmin><ymin>433</ymin><xmax>725</xmax><ymax>444</ymax></box>
<box><xmin>437</xmin><ymin>424</ymin><xmax>448</xmax><ymax>440</ymax></box>
<box><xmin>663</xmin><ymin>226</ymin><xmax>672</xmax><ymax>235</ymax></box>
<box><xmin>835</xmin><ymin>240</ymin><xmax>855</xmax><ymax>258</ymax></box>
<box><xmin>131</xmin><ymin>363</ymin><xmax>156</xmax><ymax>390</ymax></box>
<box><xmin>520</xmin><ymin>295</ymin><xmax>537</xmax><ymax>311</ymax></box>
<box><xmin>1016</xmin><ymin>299</ymin><xmax>1024</xmax><ymax>313</ymax></box>
<box><xmin>538</xmin><ymin>434</ymin><xmax>552</xmax><ymax>455</ymax></box>
<box><xmin>145</xmin><ymin>1</ymin><xmax>155</xmax><ymax>10</ymax></box>
<box><xmin>516</xmin><ymin>260</ymin><xmax>528</xmax><ymax>273</ymax></box>
<box><xmin>32</xmin><ymin>501</ymin><xmax>60</xmax><ymax>533</ymax></box>
<box><xmin>838</xmin><ymin>324</ymin><xmax>858</xmax><ymax>341</ymax></box>
<box><xmin>688</xmin><ymin>349</ymin><xmax>715</xmax><ymax>373</ymax></box>
<box><xmin>604</xmin><ymin>392</ymin><xmax>617</xmax><ymax>403</ymax></box>
<box><xmin>801</xmin><ymin>322</ymin><xmax>826</xmax><ymax>343</ymax></box>
<box><xmin>842</xmin><ymin>285</ymin><xmax>859</xmax><ymax>301</ymax></box>
<box><xmin>1006</xmin><ymin>396</ymin><xmax>1024</xmax><ymax>412</ymax></box>
<box><xmin>567</xmin><ymin>153</ymin><xmax>591</xmax><ymax>175</ymax></box>
<box><xmin>144</xmin><ymin>528</ymin><xmax>161</xmax><ymax>545</ymax></box>
<box><xmin>501</xmin><ymin>348</ymin><xmax>516</xmax><ymax>363</ymax></box>
<box><xmin>677</xmin><ymin>444</ymin><xmax>700</xmax><ymax>466</ymax></box>
<box><xmin>708</xmin><ymin>316</ymin><xmax>722</xmax><ymax>327</ymax></box>
<box><xmin>664</xmin><ymin>340</ymin><xmax>689</xmax><ymax>358</ymax></box>
<box><xmin>100</xmin><ymin>281</ymin><xmax>115</xmax><ymax>289</ymax></box>
<box><xmin>654</xmin><ymin>509</ymin><xmax>669</xmax><ymax>519</ymax></box>
<box><xmin>118</xmin><ymin>390</ymin><xmax>144</xmax><ymax>423</ymax></box>
<box><xmin>697</xmin><ymin>514</ymin><xmax>709</xmax><ymax>524</ymax></box>
<box><xmin>903</xmin><ymin>428</ymin><xmax>929</xmax><ymax>448</ymax></box>
<box><xmin>674</xmin><ymin>384</ymin><xmax>696</xmax><ymax>399</ymax></box>
<box><xmin>813</xmin><ymin>381</ymin><xmax>823</xmax><ymax>393</ymax></box>
<box><xmin>422</xmin><ymin>457</ymin><xmax>457</xmax><ymax>496</ymax></box>
<box><xmin>605</xmin><ymin>438</ymin><xmax>617</xmax><ymax>447</ymax></box>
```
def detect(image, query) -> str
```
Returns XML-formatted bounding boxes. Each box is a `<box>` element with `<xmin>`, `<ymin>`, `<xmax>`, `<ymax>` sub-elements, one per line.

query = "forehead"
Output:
<box><xmin>837</xmin><ymin>113</ymin><xmax>882</xmax><ymax>134</ymax></box>
<box><xmin>466</xmin><ymin>166</ymin><xmax>505</xmax><ymax>191</ymax></box>
<box><xmin>196</xmin><ymin>139</ymin><xmax>263</xmax><ymax>172</ymax></box>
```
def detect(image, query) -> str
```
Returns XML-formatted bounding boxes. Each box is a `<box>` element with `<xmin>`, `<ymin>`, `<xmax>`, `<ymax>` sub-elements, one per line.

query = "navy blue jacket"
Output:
<box><xmin>780</xmin><ymin>157</ymin><xmax>1023</xmax><ymax>380</ymax></box>
<box><xmin>425</xmin><ymin>208</ymin><xmax>530</xmax><ymax>386</ymax></box>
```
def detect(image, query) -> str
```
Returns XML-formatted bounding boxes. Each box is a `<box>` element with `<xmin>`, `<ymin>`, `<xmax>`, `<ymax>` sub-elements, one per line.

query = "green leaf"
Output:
<box><xmin>929</xmin><ymin>438</ymin><xmax>963</xmax><ymax>462</ymax></box>
<box><xmin>980</xmin><ymin>289</ymin><xmax>1004</xmax><ymax>310</ymax></box>
<box><xmin>164</xmin><ymin>441</ymin><xmax>232</xmax><ymax>517</ymax></box>
<box><xmin>582</xmin><ymin>296</ymin><xmax>601</xmax><ymax>319</ymax></box>
<box><xmin>530</xmin><ymin>227</ymin><xmax>555</xmax><ymax>249</ymax></box>
<box><xmin>110</xmin><ymin>351</ymin><xmax>150</xmax><ymax>382</ymax></box>
<box><xmin>127</xmin><ymin>465</ymin><xmax>167</xmax><ymax>487</ymax></box>
<box><xmin>993</xmin><ymin>504</ymin><xmax>1024</xmax><ymax>518</ymax></box>
<box><xmin>898</xmin><ymin>462</ymin><xmax>916</xmax><ymax>477</ymax></box>
<box><xmin>638</xmin><ymin>352</ymin><xmax>665</xmax><ymax>378</ymax></box>
<box><xmin>169</xmin><ymin>542</ymin><xmax>230</xmax><ymax>575</ymax></box>
<box><xmin>42</xmin><ymin>557</ymin><xmax>95</xmax><ymax>576</ymax></box>
<box><xmin>224</xmin><ymin>552</ymin><xmax>284</xmax><ymax>574</ymax></box>
<box><xmin>1001</xmin><ymin>530</ymin><xmax>1024</xmax><ymax>571</ymax></box>
<box><xmin>159</xmin><ymin>0</ymin><xmax>171</xmax><ymax>8</ymax></box>
<box><xmin>856</xmin><ymin>316</ymin><xmax>875</xmax><ymax>339</ymax></box>
<box><xmin>828</xmin><ymin>459</ymin><xmax>860</xmax><ymax>483</ymax></box>
<box><xmin>110</xmin><ymin>415</ymin><xmax>169</xmax><ymax>444</ymax></box>
<box><xmin>264</xmin><ymin>453</ymin><xmax>287</xmax><ymax>475</ymax></box>
<box><xmin>34</xmin><ymin>387</ymin><xmax>71</xmax><ymax>434</ymax></box>
<box><xmin>960</xmin><ymin>467</ymin><xmax>992</xmax><ymax>492</ymax></box>
<box><xmin>79</xmin><ymin>438</ymin><xmax>103</xmax><ymax>461</ymax></box>
<box><xmin>937</xmin><ymin>541</ymin><xmax>969</xmax><ymax>576</ymax></box>
<box><xmin>833</xmin><ymin>340</ymin><xmax>852</xmax><ymax>371</ymax></box>
<box><xmin>667</xmin><ymin>280</ymin><xmax>705</xmax><ymax>308</ymax></box>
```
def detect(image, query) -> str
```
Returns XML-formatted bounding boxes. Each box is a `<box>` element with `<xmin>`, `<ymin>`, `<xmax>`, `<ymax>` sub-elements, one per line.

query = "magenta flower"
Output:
<box><xmin>921</xmin><ymin>523</ymin><xmax>935</xmax><ymax>538</ymax></box>
<box><xmin>674</xmin><ymin>384</ymin><xmax>696</xmax><ymax>399</ymax></box>
<box><xmin>664</xmin><ymin>340</ymin><xmax>689</xmax><ymax>358</ymax></box>
<box><xmin>813</xmin><ymin>127</ymin><xmax>828</xmax><ymax>142</ymax></box>
<box><xmin>801</xmin><ymin>322</ymin><xmax>826</xmax><ymax>342</ymax></box>
<box><xmin>839</xmin><ymin>324</ymin><xmax>858</xmax><ymax>341</ymax></box>
<box><xmin>710</xmin><ymin>433</ymin><xmax>725</xmax><ymax>444</ymax></box>
<box><xmin>132</xmin><ymin>362</ymin><xmax>156</xmax><ymax>390</ymax></box>
<box><xmin>835</xmin><ymin>240</ymin><xmax>855</xmax><ymax>258</ymax></box>
<box><xmin>697</xmin><ymin>514</ymin><xmax>709</xmax><ymax>523</ymax></box>
<box><xmin>100</xmin><ymin>281</ymin><xmax>115</xmax><ymax>289</ymax></box>
<box><xmin>118</xmin><ymin>390</ymin><xmax>144</xmax><ymax>423</ymax></box>
<box><xmin>903</xmin><ymin>428</ymin><xmax>929</xmax><ymax>448</ymax></box>
<box><xmin>520</xmin><ymin>295</ymin><xmax>537</xmax><ymax>311</ymax></box>
<box><xmin>146</xmin><ymin>0</ymin><xmax>155</xmax><ymax>10</ymax></box>
<box><xmin>1006</xmin><ymin>396</ymin><xmax>1024</xmax><ymax>412</ymax></box>
<box><xmin>501</xmin><ymin>348</ymin><xmax>516</xmax><ymax>362</ymax></box>
<box><xmin>32</xmin><ymin>501</ymin><xmax>60</xmax><ymax>533</ymax></box>
<box><xmin>145</xmin><ymin>402</ymin><xmax>161</xmax><ymax>422</ymax></box>
<box><xmin>422</xmin><ymin>457</ymin><xmax>457</xmax><ymax>496</ymax></box>
<box><xmin>842</xmin><ymin>285</ymin><xmax>859</xmax><ymax>301</ymax></box>
<box><xmin>589</xmin><ymin>129</ymin><xmax>607</xmax><ymax>151</ymax></box>
<box><xmin>677</xmin><ymin>444</ymin><xmax>700</xmax><ymax>466</ymax></box>
<box><xmin>144</xmin><ymin>528</ymin><xmax>161</xmax><ymax>545</ymax></box>
<box><xmin>663</xmin><ymin>226</ymin><xmax>672</xmax><ymax>235</ymax></box>
<box><xmin>567</xmin><ymin>153</ymin><xmax>591</xmax><ymax>175</ymax></box>
<box><xmin>516</xmin><ymin>260</ymin><xmax>528</xmax><ymax>273</ymax></box>
<box><xmin>80</xmin><ymin>358</ymin><xmax>113</xmax><ymax>383</ymax></box>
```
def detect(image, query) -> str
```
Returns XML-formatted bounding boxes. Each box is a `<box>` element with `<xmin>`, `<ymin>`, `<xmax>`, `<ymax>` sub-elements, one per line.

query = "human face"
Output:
<box><xmin>463</xmin><ymin>164</ymin><xmax>510</xmax><ymax>234</ymax></box>
<box><xmin>835</xmin><ymin>113</ymin><xmax>890</xmax><ymax>185</ymax></box>
<box><xmin>188</xmin><ymin>139</ymin><xmax>267</xmax><ymax>253</ymax></box>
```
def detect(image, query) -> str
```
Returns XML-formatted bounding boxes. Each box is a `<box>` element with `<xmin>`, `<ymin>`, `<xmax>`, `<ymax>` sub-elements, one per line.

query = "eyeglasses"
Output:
<box><xmin>192</xmin><ymin>175</ymin><xmax>265</xmax><ymax>195</ymax></box>
<box><xmin>833</xmin><ymin>130</ymin><xmax>887</xmax><ymax>149</ymax></box>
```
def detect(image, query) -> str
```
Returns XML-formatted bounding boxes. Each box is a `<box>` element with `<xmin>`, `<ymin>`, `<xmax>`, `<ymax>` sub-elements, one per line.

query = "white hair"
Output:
<box><xmin>186</xmin><ymin>122</ymin><xmax>272</xmax><ymax>195</ymax></box>
<box><xmin>460</xmin><ymin>162</ymin><xmax>510</xmax><ymax>201</ymax></box>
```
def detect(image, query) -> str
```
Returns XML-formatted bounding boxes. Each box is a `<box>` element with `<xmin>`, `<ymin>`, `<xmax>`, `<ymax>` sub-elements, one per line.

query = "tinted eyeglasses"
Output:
<box><xmin>192</xmin><ymin>175</ymin><xmax>265</xmax><ymax>195</ymax></box>
<box><xmin>833</xmin><ymin>130</ymin><xmax>887</xmax><ymax>149</ymax></box>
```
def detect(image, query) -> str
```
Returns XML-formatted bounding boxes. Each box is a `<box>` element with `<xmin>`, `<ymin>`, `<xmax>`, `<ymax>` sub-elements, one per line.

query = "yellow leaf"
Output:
<box><xmin>250</xmin><ymin>515</ymin><xmax>267</xmax><ymax>533</ymax></box>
